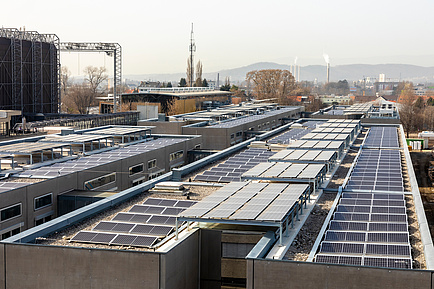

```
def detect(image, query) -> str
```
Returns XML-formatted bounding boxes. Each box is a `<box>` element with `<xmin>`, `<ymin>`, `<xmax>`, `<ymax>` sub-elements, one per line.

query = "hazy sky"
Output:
<box><xmin>3</xmin><ymin>0</ymin><xmax>434</xmax><ymax>77</ymax></box>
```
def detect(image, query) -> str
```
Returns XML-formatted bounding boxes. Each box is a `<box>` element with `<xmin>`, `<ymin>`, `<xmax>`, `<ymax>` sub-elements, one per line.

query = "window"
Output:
<box><xmin>35</xmin><ymin>215</ymin><xmax>52</xmax><ymax>226</ymax></box>
<box><xmin>1</xmin><ymin>204</ymin><xmax>22</xmax><ymax>222</ymax></box>
<box><xmin>129</xmin><ymin>163</ymin><xmax>144</xmax><ymax>175</ymax></box>
<box><xmin>132</xmin><ymin>176</ymin><xmax>146</xmax><ymax>187</ymax></box>
<box><xmin>149</xmin><ymin>171</ymin><xmax>164</xmax><ymax>180</ymax></box>
<box><xmin>236</xmin><ymin>131</ymin><xmax>242</xmax><ymax>138</ymax></box>
<box><xmin>147</xmin><ymin>159</ymin><xmax>157</xmax><ymax>170</ymax></box>
<box><xmin>230</xmin><ymin>133</ymin><xmax>235</xmax><ymax>139</ymax></box>
<box><xmin>1</xmin><ymin>227</ymin><xmax>20</xmax><ymax>240</ymax></box>
<box><xmin>34</xmin><ymin>193</ymin><xmax>53</xmax><ymax>210</ymax></box>
<box><xmin>170</xmin><ymin>150</ymin><xmax>184</xmax><ymax>161</ymax></box>
<box><xmin>84</xmin><ymin>172</ymin><xmax>116</xmax><ymax>190</ymax></box>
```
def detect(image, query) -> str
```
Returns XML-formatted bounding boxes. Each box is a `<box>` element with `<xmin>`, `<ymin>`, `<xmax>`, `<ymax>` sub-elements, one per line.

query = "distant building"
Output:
<box><xmin>319</xmin><ymin>95</ymin><xmax>352</xmax><ymax>105</ymax></box>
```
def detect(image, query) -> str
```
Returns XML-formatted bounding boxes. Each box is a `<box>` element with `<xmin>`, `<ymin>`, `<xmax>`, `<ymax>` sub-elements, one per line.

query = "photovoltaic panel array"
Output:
<box><xmin>302</xmin><ymin>120</ymin><xmax>327</xmax><ymax>129</ymax></box>
<box><xmin>364</xmin><ymin>127</ymin><xmax>400</xmax><ymax>148</ymax></box>
<box><xmin>269</xmin><ymin>149</ymin><xmax>336</xmax><ymax>164</ymax></box>
<box><xmin>319</xmin><ymin>119</ymin><xmax>360</xmax><ymax>129</ymax></box>
<box><xmin>208</xmin><ymin>107</ymin><xmax>299</xmax><ymax>128</ymax></box>
<box><xmin>70</xmin><ymin>198</ymin><xmax>197</xmax><ymax>248</ymax></box>
<box><xmin>179</xmin><ymin>182</ymin><xmax>310</xmax><ymax>224</ymax></box>
<box><xmin>311</xmin><ymin>127</ymin><xmax>357</xmax><ymax>141</ymax></box>
<box><xmin>301</xmin><ymin>132</ymin><xmax>351</xmax><ymax>145</ymax></box>
<box><xmin>344</xmin><ymin>103</ymin><xmax>373</xmax><ymax>114</ymax></box>
<box><xmin>286</xmin><ymin>140</ymin><xmax>344</xmax><ymax>152</ymax></box>
<box><xmin>18</xmin><ymin>137</ymin><xmax>189</xmax><ymax>179</ymax></box>
<box><xmin>346</xmin><ymin>150</ymin><xmax>404</xmax><ymax>192</ymax></box>
<box><xmin>242</xmin><ymin>162</ymin><xmax>326</xmax><ymax>182</ymax></box>
<box><xmin>0</xmin><ymin>182</ymin><xmax>29</xmax><ymax>193</ymax></box>
<box><xmin>314</xmin><ymin>190</ymin><xmax>412</xmax><ymax>269</ymax></box>
<box><xmin>327</xmin><ymin>109</ymin><xmax>345</xmax><ymax>115</ymax></box>
<box><xmin>194</xmin><ymin>148</ymin><xmax>275</xmax><ymax>183</ymax></box>
<box><xmin>267</xmin><ymin>128</ymin><xmax>312</xmax><ymax>145</ymax></box>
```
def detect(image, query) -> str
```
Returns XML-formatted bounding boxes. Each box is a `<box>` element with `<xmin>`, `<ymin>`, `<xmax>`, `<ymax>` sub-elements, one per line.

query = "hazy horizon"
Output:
<box><xmin>4</xmin><ymin>0</ymin><xmax>434</xmax><ymax>77</ymax></box>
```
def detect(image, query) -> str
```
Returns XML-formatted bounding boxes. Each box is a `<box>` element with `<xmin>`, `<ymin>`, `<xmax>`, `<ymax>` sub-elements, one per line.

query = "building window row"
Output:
<box><xmin>170</xmin><ymin>150</ymin><xmax>184</xmax><ymax>161</ymax></box>
<box><xmin>34</xmin><ymin>193</ymin><xmax>53</xmax><ymax>210</ymax></box>
<box><xmin>84</xmin><ymin>172</ymin><xmax>116</xmax><ymax>190</ymax></box>
<box><xmin>1</xmin><ymin>203</ymin><xmax>22</xmax><ymax>222</ymax></box>
<box><xmin>147</xmin><ymin>159</ymin><xmax>157</xmax><ymax>170</ymax></box>
<box><xmin>129</xmin><ymin>163</ymin><xmax>144</xmax><ymax>175</ymax></box>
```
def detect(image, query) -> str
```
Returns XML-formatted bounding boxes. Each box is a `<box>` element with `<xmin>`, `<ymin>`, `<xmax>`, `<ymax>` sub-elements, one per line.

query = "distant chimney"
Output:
<box><xmin>217</xmin><ymin>73</ymin><xmax>220</xmax><ymax>89</ymax></box>
<box><xmin>326</xmin><ymin>63</ymin><xmax>330</xmax><ymax>83</ymax></box>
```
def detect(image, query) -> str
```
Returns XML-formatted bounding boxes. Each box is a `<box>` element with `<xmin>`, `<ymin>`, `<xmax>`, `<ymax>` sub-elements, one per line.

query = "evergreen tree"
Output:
<box><xmin>179</xmin><ymin>78</ymin><xmax>187</xmax><ymax>87</ymax></box>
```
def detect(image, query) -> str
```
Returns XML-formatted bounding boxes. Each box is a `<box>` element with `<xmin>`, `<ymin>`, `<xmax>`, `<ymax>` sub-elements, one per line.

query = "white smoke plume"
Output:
<box><xmin>323</xmin><ymin>53</ymin><xmax>330</xmax><ymax>64</ymax></box>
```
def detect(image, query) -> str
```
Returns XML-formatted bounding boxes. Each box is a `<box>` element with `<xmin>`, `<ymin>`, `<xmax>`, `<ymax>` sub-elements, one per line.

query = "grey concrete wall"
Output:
<box><xmin>361</xmin><ymin>118</ymin><xmax>401</xmax><ymax>125</ymax></box>
<box><xmin>0</xmin><ymin>243</ymin><xmax>4</xmax><ymax>289</ymax></box>
<box><xmin>183</xmin><ymin>126</ymin><xmax>228</xmax><ymax>150</ymax></box>
<box><xmin>138</xmin><ymin>120</ymin><xmax>186</xmax><ymax>134</ymax></box>
<box><xmin>247</xmin><ymin>259</ymin><xmax>434</xmax><ymax>289</ymax></box>
<box><xmin>4</xmin><ymin>244</ymin><xmax>160</xmax><ymax>289</ymax></box>
<box><xmin>160</xmin><ymin>230</ymin><xmax>200</xmax><ymax>289</ymax></box>
<box><xmin>0</xmin><ymin>187</ymin><xmax>26</xmax><ymax>232</ymax></box>
<box><xmin>200</xmin><ymin>229</ymin><xmax>221</xmax><ymax>284</ymax></box>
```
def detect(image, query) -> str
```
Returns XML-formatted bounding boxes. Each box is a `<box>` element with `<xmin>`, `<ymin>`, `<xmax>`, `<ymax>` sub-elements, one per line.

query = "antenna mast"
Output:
<box><xmin>189</xmin><ymin>23</ymin><xmax>196</xmax><ymax>87</ymax></box>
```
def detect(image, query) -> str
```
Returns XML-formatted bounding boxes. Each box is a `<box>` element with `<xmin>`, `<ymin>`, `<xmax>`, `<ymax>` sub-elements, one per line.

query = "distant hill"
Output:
<box><xmin>124</xmin><ymin>62</ymin><xmax>434</xmax><ymax>84</ymax></box>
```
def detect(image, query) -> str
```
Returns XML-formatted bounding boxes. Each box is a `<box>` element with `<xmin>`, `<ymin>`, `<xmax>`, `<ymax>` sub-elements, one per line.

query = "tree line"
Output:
<box><xmin>399</xmin><ymin>82</ymin><xmax>434</xmax><ymax>137</ymax></box>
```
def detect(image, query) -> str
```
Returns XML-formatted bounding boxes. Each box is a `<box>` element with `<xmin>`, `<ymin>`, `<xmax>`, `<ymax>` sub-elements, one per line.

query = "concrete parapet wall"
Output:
<box><xmin>247</xmin><ymin>258</ymin><xmax>434</xmax><ymax>289</ymax></box>
<box><xmin>0</xmin><ymin>230</ymin><xmax>201</xmax><ymax>289</ymax></box>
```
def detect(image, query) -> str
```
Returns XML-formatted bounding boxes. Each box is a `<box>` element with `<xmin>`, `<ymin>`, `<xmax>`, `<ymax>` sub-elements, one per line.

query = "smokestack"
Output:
<box><xmin>298</xmin><ymin>65</ymin><xmax>300</xmax><ymax>82</ymax></box>
<box><xmin>217</xmin><ymin>73</ymin><xmax>220</xmax><ymax>89</ymax></box>
<box><xmin>293</xmin><ymin>57</ymin><xmax>298</xmax><ymax>81</ymax></box>
<box><xmin>323</xmin><ymin>54</ymin><xmax>330</xmax><ymax>83</ymax></box>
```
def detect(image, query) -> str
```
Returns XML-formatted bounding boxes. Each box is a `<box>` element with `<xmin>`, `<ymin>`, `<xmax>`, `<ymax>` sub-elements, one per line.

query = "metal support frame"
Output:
<box><xmin>59</xmin><ymin>42</ymin><xmax>122</xmax><ymax>113</ymax></box>
<box><xmin>0</xmin><ymin>28</ymin><xmax>60</xmax><ymax>115</ymax></box>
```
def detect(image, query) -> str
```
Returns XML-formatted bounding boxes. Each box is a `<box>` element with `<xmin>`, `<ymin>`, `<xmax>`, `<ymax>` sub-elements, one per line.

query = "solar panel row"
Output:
<box><xmin>346</xmin><ymin>149</ymin><xmax>404</xmax><ymax>192</ymax></box>
<box><xmin>268</xmin><ymin>128</ymin><xmax>311</xmax><ymax>144</ymax></box>
<box><xmin>19</xmin><ymin>137</ymin><xmax>190</xmax><ymax>178</ymax></box>
<box><xmin>364</xmin><ymin>127</ymin><xmax>399</xmax><ymax>148</ymax></box>
<box><xmin>194</xmin><ymin>148</ymin><xmax>275</xmax><ymax>183</ymax></box>
<box><xmin>180</xmin><ymin>182</ymin><xmax>310</xmax><ymax>223</ymax></box>
<box><xmin>70</xmin><ymin>198</ymin><xmax>197</xmax><ymax>248</ymax></box>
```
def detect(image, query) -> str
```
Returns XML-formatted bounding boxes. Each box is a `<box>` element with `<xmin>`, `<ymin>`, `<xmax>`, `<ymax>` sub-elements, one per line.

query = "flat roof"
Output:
<box><xmin>18</xmin><ymin>137</ymin><xmax>191</xmax><ymax>179</ymax></box>
<box><xmin>41</xmin><ymin>134</ymin><xmax>113</xmax><ymax>144</ymax></box>
<box><xmin>84</xmin><ymin>126</ymin><xmax>153</xmax><ymax>136</ymax></box>
<box><xmin>208</xmin><ymin>107</ymin><xmax>300</xmax><ymax>128</ymax></box>
<box><xmin>177</xmin><ymin>103</ymin><xmax>279</xmax><ymax>120</ymax></box>
<box><xmin>0</xmin><ymin>141</ymin><xmax>71</xmax><ymax>154</ymax></box>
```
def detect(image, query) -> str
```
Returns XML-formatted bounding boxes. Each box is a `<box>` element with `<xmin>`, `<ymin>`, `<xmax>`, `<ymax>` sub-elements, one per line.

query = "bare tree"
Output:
<box><xmin>186</xmin><ymin>57</ymin><xmax>193</xmax><ymax>87</ymax></box>
<box><xmin>398</xmin><ymin>82</ymin><xmax>419</xmax><ymax>137</ymax></box>
<box><xmin>83</xmin><ymin>66</ymin><xmax>108</xmax><ymax>96</ymax></box>
<box><xmin>424</xmin><ymin>106</ymin><xmax>434</xmax><ymax>131</ymax></box>
<box><xmin>195</xmin><ymin>60</ymin><xmax>203</xmax><ymax>87</ymax></box>
<box><xmin>246</xmin><ymin>69</ymin><xmax>296</xmax><ymax>104</ymax></box>
<box><xmin>61</xmin><ymin>67</ymin><xmax>71</xmax><ymax>96</ymax></box>
<box><xmin>66</xmin><ymin>84</ymin><xmax>94</xmax><ymax>114</ymax></box>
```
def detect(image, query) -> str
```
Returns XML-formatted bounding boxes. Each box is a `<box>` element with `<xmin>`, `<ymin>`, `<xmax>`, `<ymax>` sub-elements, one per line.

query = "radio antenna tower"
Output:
<box><xmin>189</xmin><ymin>23</ymin><xmax>196</xmax><ymax>87</ymax></box>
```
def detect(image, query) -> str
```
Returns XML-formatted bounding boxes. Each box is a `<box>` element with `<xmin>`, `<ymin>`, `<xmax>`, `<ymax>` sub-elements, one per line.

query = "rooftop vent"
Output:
<box><xmin>150</xmin><ymin>181</ymin><xmax>189</xmax><ymax>195</ymax></box>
